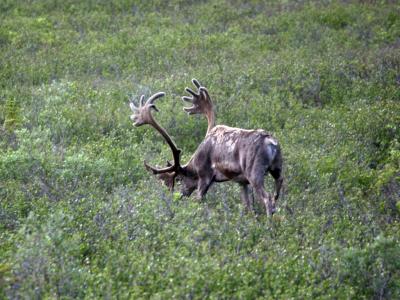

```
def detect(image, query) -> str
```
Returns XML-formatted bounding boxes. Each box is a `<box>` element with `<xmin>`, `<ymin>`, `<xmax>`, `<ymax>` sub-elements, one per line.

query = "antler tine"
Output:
<box><xmin>129</xmin><ymin>91</ymin><xmax>182</xmax><ymax>175</ymax></box>
<box><xmin>139</xmin><ymin>95</ymin><xmax>145</xmax><ymax>107</ymax></box>
<box><xmin>129</xmin><ymin>101</ymin><xmax>138</xmax><ymax>112</ymax></box>
<box><xmin>199</xmin><ymin>86</ymin><xmax>210</xmax><ymax>98</ymax></box>
<box><xmin>147</xmin><ymin>91</ymin><xmax>165</xmax><ymax>105</ymax></box>
<box><xmin>144</xmin><ymin>160</ymin><xmax>178</xmax><ymax>174</ymax></box>
<box><xmin>181</xmin><ymin>79</ymin><xmax>210</xmax><ymax>112</ymax></box>
<box><xmin>185</xmin><ymin>87</ymin><xmax>198</xmax><ymax>97</ymax></box>
<box><xmin>192</xmin><ymin>78</ymin><xmax>201</xmax><ymax>88</ymax></box>
<box><xmin>181</xmin><ymin>78</ymin><xmax>216</xmax><ymax>134</ymax></box>
<box><xmin>129</xmin><ymin>92</ymin><xmax>165</xmax><ymax>126</ymax></box>
<box><xmin>182</xmin><ymin>96</ymin><xmax>193</xmax><ymax>103</ymax></box>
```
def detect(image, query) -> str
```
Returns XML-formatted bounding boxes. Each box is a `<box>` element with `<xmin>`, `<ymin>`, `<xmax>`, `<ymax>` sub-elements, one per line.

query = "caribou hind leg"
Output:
<box><xmin>240</xmin><ymin>184</ymin><xmax>253</xmax><ymax>212</ymax></box>
<box><xmin>249</xmin><ymin>170</ymin><xmax>276</xmax><ymax>215</ymax></box>
<box><xmin>253</xmin><ymin>186</ymin><xmax>275</xmax><ymax>216</ymax></box>
<box><xmin>270</xmin><ymin>168</ymin><xmax>283</xmax><ymax>202</ymax></box>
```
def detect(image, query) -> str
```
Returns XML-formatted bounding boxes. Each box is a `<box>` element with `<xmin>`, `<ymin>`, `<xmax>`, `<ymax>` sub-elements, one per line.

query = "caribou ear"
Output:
<box><xmin>157</xmin><ymin>172</ymin><xmax>176</xmax><ymax>191</ymax></box>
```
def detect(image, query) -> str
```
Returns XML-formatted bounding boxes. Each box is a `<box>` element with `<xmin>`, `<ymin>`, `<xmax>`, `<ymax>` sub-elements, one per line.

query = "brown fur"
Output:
<box><xmin>130</xmin><ymin>79</ymin><xmax>283</xmax><ymax>215</ymax></box>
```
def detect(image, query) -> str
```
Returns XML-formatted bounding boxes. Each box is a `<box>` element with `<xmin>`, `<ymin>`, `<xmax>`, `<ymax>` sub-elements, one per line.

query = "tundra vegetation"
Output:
<box><xmin>0</xmin><ymin>0</ymin><xmax>399</xmax><ymax>298</ymax></box>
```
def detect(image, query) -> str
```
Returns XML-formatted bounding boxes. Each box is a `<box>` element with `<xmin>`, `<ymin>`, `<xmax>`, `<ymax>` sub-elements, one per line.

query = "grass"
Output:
<box><xmin>1</xmin><ymin>0</ymin><xmax>399</xmax><ymax>298</ymax></box>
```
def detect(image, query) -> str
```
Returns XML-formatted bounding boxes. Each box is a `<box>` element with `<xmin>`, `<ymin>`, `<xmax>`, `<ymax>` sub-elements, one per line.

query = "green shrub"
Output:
<box><xmin>1</xmin><ymin>0</ymin><xmax>399</xmax><ymax>298</ymax></box>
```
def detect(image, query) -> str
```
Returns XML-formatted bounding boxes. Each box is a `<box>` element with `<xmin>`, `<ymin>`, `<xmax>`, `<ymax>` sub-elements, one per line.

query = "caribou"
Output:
<box><xmin>129</xmin><ymin>79</ymin><xmax>283</xmax><ymax>215</ymax></box>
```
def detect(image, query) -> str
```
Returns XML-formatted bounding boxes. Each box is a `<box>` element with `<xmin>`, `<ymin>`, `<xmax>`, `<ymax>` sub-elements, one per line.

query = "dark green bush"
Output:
<box><xmin>1</xmin><ymin>0</ymin><xmax>399</xmax><ymax>298</ymax></box>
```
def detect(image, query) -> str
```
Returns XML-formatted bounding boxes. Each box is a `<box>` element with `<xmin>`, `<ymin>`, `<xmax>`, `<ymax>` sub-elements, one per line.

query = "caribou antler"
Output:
<box><xmin>129</xmin><ymin>92</ymin><xmax>181</xmax><ymax>175</ymax></box>
<box><xmin>182</xmin><ymin>79</ymin><xmax>216</xmax><ymax>134</ymax></box>
<box><xmin>129</xmin><ymin>83</ymin><xmax>283</xmax><ymax>215</ymax></box>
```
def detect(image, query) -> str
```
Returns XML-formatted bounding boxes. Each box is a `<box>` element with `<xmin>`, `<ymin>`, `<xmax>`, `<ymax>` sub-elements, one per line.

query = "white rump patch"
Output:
<box><xmin>266</xmin><ymin>137</ymin><xmax>278</xmax><ymax>146</ymax></box>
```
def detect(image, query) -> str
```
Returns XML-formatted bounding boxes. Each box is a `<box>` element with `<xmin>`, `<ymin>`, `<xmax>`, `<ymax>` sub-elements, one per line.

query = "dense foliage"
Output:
<box><xmin>1</xmin><ymin>0</ymin><xmax>399</xmax><ymax>298</ymax></box>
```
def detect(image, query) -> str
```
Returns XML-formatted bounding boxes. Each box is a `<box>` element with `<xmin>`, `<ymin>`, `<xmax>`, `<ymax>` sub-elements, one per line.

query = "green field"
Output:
<box><xmin>1</xmin><ymin>0</ymin><xmax>399</xmax><ymax>298</ymax></box>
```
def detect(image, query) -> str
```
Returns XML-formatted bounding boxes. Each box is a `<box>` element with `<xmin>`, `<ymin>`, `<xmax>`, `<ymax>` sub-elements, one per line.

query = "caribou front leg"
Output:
<box><xmin>196</xmin><ymin>175</ymin><xmax>215</xmax><ymax>200</ymax></box>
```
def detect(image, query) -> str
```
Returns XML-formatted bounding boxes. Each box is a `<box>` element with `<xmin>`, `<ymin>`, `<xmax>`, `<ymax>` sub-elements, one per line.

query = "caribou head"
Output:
<box><xmin>129</xmin><ymin>79</ymin><xmax>283</xmax><ymax>215</ymax></box>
